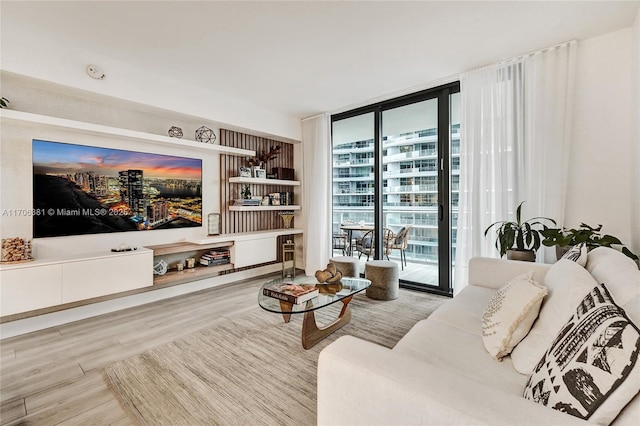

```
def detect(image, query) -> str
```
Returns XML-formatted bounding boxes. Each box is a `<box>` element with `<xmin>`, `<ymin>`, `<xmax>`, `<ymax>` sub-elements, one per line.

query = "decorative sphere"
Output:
<box><xmin>168</xmin><ymin>126</ymin><xmax>183</xmax><ymax>138</ymax></box>
<box><xmin>195</xmin><ymin>126</ymin><xmax>216</xmax><ymax>143</ymax></box>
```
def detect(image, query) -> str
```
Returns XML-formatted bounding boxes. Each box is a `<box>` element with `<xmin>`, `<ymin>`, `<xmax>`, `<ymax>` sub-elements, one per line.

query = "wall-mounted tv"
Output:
<box><xmin>33</xmin><ymin>139</ymin><xmax>202</xmax><ymax>238</ymax></box>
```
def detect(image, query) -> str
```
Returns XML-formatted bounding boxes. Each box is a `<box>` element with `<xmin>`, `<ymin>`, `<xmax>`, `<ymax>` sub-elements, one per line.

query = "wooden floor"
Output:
<box><xmin>0</xmin><ymin>274</ymin><xmax>272</xmax><ymax>425</ymax></box>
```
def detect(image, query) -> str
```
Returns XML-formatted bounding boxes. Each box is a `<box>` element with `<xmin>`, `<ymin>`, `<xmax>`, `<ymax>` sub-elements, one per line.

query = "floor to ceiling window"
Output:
<box><xmin>331</xmin><ymin>83</ymin><xmax>460</xmax><ymax>296</ymax></box>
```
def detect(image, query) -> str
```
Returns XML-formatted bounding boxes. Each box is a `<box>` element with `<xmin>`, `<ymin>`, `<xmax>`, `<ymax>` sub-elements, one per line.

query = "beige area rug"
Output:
<box><xmin>103</xmin><ymin>290</ymin><xmax>446</xmax><ymax>425</ymax></box>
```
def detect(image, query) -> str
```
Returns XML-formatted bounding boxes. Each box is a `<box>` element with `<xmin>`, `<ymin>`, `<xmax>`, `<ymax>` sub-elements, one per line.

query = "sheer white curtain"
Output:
<box><xmin>454</xmin><ymin>41</ymin><xmax>577</xmax><ymax>294</ymax></box>
<box><xmin>302</xmin><ymin>114</ymin><xmax>331</xmax><ymax>274</ymax></box>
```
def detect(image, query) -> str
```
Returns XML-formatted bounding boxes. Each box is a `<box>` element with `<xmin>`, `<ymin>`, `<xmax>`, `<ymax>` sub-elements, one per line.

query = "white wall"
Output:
<box><xmin>565</xmin><ymin>27</ymin><xmax>636</xmax><ymax>247</ymax></box>
<box><xmin>0</xmin><ymin>76</ymin><xmax>224</xmax><ymax>258</ymax></box>
<box><xmin>631</xmin><ymin>5</ymin><xmax>640</xmax><ymax>256</ymax></box>
<box><xmin>0</xmin><ymin>21</ymin><xmax>301</xmax><ymax>142</ymax></box>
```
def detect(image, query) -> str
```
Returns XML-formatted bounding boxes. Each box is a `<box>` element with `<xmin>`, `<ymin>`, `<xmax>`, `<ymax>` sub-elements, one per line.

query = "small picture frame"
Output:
<box><xmin>254</xmin><ymin>168</ymin><xmax>266</xmax><ymax>179</ymax></box>
<box><xmin>207</xmin><ymin>213</ymin><xmax>220</xmax><ymax>235</ymax></box>
<box><xmin>239</xmin><ymin>167</ymin><xmax>252</xmax><ymax>178</ymax></box>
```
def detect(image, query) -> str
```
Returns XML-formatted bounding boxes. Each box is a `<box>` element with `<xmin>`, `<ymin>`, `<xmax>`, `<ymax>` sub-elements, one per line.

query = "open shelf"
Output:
<box><xmin>152</xmin><ymin>262</ymin><xmax>234</xmax><ymax>287</ymax></box>
<box><xmin>146</xmin><ymin>241</ymin><xmax>234</xmax><ymax>286</ymax></box>
<box><xmin>145</xmin><ymin>241</ymin><xmax>233</xmax><ymax>256</ymax></box>
<box><xmin>0</xmin><ymin>109</ymin><xmax>255</xmax><ymax>156</ymax></box>
<box><xmin>229</xmin><ymin>205</ymin><xmax>301</xmax><ymax>211</ymax></box>
<box><xmin>229</xmin><ymin>177</ymin><xmax>300</xmax><ymax>186</ymax></box>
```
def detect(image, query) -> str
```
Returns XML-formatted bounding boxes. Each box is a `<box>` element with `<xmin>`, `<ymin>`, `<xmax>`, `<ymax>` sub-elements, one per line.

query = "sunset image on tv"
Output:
<box><xmin>32</xmin><ymin>139</ymin><xmax>202</xmax><ymax>238</ymax></box>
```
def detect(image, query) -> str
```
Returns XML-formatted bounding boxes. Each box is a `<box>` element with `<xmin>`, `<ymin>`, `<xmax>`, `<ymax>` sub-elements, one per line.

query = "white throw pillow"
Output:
<box><xmin>587</xmin><ymin>247</ymin><xmax>640</xmax><ymax>307</ymax></box>
<box><xmin>523</xmin><ymin>283</ymin><xmax>640</xmax><ymax>425</ymax></box>
<box><xmin>481</xmin><ymin>271</ymin><xmax>547</xmax><ymax>361</ymax></box>
<box><xmin>561</xmin><ymin>242</ymin><xmax>588</xmax><ymax>267</ymax></box>
<box><xmin>511</xmin><ymin>259</ymin><xmax>598</xmax><ymax>374</ymax></box>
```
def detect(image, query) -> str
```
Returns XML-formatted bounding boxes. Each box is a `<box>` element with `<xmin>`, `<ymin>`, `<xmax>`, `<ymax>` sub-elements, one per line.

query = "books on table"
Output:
<box><xmin>262</xmin><ymin>282</ymin><xmax>319</xmax><ymax>304</ymax></box>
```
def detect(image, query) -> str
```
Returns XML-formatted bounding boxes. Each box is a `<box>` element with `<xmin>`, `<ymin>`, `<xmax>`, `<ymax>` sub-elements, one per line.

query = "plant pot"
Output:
<box><xmin>556</xmin><ymin>245</ymin><xmax>571</xmax><ymax>260</ymax></box>
<box><xmin>506</xmin><ymin>249</ymin><xmax>536</xmax><ymax>262</ymax></box>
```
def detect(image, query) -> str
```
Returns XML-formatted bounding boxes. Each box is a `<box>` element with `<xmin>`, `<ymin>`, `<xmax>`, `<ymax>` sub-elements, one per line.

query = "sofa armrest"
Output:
<box><xmin>318</xmin><ymin>335</ymin><xmax>591</xmax><ymax>426</ymax></box>
<box><xmin>468</xmin><ymin>257</ymin><xmax>551</xmax><ymax>290</ymax></box>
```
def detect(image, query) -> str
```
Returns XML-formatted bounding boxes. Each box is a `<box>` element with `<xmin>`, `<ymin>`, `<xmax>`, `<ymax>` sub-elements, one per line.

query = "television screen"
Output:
<box><xmin>32</xmin><ymin>139</ymin><xmax>202</xmax><ymax>238</ymax></box>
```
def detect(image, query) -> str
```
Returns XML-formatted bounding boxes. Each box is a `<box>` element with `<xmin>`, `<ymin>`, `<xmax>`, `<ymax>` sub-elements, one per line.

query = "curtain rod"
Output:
<box><xmin>498</xmin><ymin>40</ymin><xmax>577</xmax><ymax>65</ymax></box>
<box><xmin>302</xmin><ymin>112</ymin><xmax>328</xmax><ymax>122</ymax></box>
<box><xmin>467</xmin><ymin>39</ymin><xmax>577</xmax><ymax>74</ymax></box>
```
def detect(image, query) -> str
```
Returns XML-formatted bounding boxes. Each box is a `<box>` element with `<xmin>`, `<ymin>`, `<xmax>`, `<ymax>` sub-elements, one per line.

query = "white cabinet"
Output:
<box><xmin>0</xmin><ymin>264</ymin><xmax>63</xmax><ymax>316</ymax></box>
<box><xmin>62</xmin><ymin>251</ymin><xmax>152</xmax><ymax>303</ymax></box>
<box><xmin>0</xmin><ymin>249</ymin><xmax>153</xmax><ymax>317</ymax></box>
<box><xmin>233</xmin><ymin>237</ymin><xmax>277</xmax><ymax>268</ymax></box>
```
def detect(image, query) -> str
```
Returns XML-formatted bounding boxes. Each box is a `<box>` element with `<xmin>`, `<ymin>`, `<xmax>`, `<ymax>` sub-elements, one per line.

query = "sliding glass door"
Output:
<box><xmin>331</xmin><ymin>83</ymin><xmax>459</xmax><ymax>295</ymax></box>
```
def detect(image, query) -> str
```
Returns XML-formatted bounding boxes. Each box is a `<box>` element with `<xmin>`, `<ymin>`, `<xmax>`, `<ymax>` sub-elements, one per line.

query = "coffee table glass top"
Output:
<box><xmin>258</xmin><ymin>275</ymin><xmax>371</xmax><ymax>314</ymax></box>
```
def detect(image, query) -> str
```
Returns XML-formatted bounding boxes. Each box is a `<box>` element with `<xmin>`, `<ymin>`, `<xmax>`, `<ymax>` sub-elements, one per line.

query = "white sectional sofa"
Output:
<box><xmin>318</xmin><ymin>247</ymin><xmax>640</xmax><ymax>425</ymax></box>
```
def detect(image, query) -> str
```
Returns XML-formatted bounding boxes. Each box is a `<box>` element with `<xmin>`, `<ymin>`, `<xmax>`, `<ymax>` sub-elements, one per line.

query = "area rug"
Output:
<box><xmin>103</xmin><ymin>290</ymin><xmax>446</xmax><ymax>425</ymax></box>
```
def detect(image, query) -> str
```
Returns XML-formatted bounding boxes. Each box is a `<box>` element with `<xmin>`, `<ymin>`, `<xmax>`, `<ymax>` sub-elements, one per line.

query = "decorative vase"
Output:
<box><xmin>280</xmin><ymin>213</ymin><xmax>294</xmax><ymax>229</ymax></box>
<box><xmin>506</xmin><ymin>249</ymin><xmax>536</xmax><ymax>262</ymax></box>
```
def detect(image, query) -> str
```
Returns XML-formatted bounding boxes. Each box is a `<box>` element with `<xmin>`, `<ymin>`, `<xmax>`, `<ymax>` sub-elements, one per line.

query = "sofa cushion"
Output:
<box><xmin>523</xmin><ymin>283</ymin><xmax>640</xmax><ymax>425</ymax></box>
<box><xmin>394</xmin><ymin>316</ymin><xmax>529</xmax><ymax>395</ymax></box>
<box><xmin>562</xmin><ymin>242</ymin><xmax>588</xmax><ymax>267</ymax></box>
<box><xmin>511</xmin><ymin>259</ymin><xmax>598</xmax><ymax>374</ymax></box>
<box><xmin>586</xmin><ymin>247</ymin><xmax>640</xmax><ymax>307</ymax></box>
<box><xmin>428</xmin><ymin>285</ymin><xmax>495</xmax><ymax>336</ymax></box>
<box><xmin>481</xmin><ymin>271</ymin><xmax>547</xmax><ymax>360</ymax></box>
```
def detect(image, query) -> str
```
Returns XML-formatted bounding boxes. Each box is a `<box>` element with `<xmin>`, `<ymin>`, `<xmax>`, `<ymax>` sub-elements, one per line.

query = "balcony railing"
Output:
<box><xmin>385</xmin><ymin>184</ymin><xmax>438</xmax><ymax>193</ymax></box>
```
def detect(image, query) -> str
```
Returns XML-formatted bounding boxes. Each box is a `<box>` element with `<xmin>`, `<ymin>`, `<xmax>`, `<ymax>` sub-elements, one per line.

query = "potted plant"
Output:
<box><xmin>541</xmin><ymin>223</ymin><xmax>639</xmax><ymax>262</ymax></box>
<box><xmin>484</xmin><ymin>201</ymin><xmax>556</xmax><ymax>262</ymax></box>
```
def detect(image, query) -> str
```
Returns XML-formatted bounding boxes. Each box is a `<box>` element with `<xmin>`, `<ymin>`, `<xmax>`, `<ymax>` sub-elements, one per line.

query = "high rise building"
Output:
<box><xmin>119</xmin><ymin>169</ymin><xmax>145</xmax><ymax>217</ymax></box>
<box><xmin>332</xmin><ymin>124</ymin><xmax>460</xmax><ymax>264</ymax></box>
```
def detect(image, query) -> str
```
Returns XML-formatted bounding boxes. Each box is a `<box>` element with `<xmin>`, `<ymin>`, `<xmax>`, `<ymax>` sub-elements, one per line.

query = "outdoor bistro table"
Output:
<box><xmin>339</xmin><ymin>223</ymin><xmax>375</xmax><ymax>256</ymax></box>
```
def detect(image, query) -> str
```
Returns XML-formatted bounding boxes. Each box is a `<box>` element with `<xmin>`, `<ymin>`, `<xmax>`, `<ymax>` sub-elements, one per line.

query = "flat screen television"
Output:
<box><xmin>32</xmin><ymin>139</ymin><xmax>202</xmax><ymax>238</ymax></box>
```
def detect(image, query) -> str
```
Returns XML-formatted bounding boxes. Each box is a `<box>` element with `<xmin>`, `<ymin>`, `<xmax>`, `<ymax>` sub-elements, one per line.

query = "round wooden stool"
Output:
<box><xmin>364</xmin><ymin>260</ymin><xmax>399</xmax><ymax>300</ymax></box>
<box><xmin>329</xmin><ymin>256</ymin><xmax>360</xmax><ymax>278</ymax></box>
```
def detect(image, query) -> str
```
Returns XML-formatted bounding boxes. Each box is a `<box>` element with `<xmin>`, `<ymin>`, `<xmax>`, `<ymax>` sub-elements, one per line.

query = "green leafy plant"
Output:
<box><xmin>542</xmin><ymin>223</ymin><xmax>639</xmax><ymax>262</ymax></box>
<box><xmin>0</xmin><ymin>97</ymin><xmax>10</xmax><ymax>109</ymax></box>
<box><xmin>484</xmin><ymin>201</ymin><xmax>556</xmax><ymax>258</ymax></box>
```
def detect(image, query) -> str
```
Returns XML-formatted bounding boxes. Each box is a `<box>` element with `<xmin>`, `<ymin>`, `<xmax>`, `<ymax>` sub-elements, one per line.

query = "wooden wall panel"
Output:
<box><xmin>219</xmin><ymin>129</ymin><xmax>296</xmax><ymax>263</ymax></box>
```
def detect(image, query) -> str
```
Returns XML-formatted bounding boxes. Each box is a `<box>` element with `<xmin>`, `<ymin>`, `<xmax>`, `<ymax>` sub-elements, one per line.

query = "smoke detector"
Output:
<box><xmin>86</xmin><ymin>64</ymin><xmax>105</xmax><ymax>80</ymax></box>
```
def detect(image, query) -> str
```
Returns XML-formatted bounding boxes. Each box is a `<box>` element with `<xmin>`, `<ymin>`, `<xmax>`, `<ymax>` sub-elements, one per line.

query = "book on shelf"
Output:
<box><xmin>262</xmin><ymin>282</ymin><xmax>319</xmax><ymax>305</ymax></box>
<box><xmin>234</xmin><ymin>199</ymin><xmax>261</xmax><ymax>206</ymax></box>
<box><xmin>200</xmin><ymin>257</ymin><xmax>231</xmax><ymax>267</ymax></box>
<box><xmin>202</xmin><ymin>252</ymin><xmax>230</xmax><ymax>260</ymax></box>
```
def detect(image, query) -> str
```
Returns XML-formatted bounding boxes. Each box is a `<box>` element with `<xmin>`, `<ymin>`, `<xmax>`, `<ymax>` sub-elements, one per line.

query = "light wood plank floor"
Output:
<box><xmin>0</xmin><ymin>271</ymin><xmax>444</xmax><ymax>425</ymax></box>
<box><xmin>0</xmin><ymin>274</ymin><xmax>272</xmax><ymax>425</ymax></box>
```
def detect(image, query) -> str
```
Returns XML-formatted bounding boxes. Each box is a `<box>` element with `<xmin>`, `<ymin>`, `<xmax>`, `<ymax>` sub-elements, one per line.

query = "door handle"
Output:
<box><xmin>439</xmin><ymin>204</ymin><xmax>443</xmax><ymax>221</ymax></box>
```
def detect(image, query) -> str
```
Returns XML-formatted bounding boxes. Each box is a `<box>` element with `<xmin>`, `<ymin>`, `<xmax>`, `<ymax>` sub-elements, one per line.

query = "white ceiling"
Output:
<box><xmin>2</xmin><ymin>1</ymin><xmax>639</xmax><ymax>120</ymax></box>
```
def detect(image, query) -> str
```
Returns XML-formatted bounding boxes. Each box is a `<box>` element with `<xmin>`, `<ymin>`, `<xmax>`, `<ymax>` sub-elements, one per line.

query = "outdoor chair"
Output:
<box><xmin>355</xmin><ymin>228</ymin><xmax>392</xmax><ymax>261</ymax></box>
<box><xmin>386</xmin><ymin>225</ymin><xmax>412</xmax><ymax>270</ymax></box>
<box><xmin>332</xmin><ymin>233</ymin><xmax>348</xmax><ymax>256</ymax></box>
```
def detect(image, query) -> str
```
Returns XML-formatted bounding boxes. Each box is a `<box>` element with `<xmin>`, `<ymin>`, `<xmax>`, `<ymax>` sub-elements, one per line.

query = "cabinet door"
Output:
<box><xmin>62</xmin><ymin>252</ymin><xmax>152</xmax><ymax>303</ymax></box>
<box><xmin>233</xmin><ymin>238</ymin><xmax>276</xmax><ymax>268</ymax></box>
<box><xmin>0</xmin><ymin>265</ymin><xmax>63</xmax><ymax>316</ymax></box>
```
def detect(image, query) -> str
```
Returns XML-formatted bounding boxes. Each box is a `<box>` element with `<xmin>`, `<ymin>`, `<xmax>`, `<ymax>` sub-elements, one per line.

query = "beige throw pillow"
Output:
<box><xmin>511</xmin><ymin>259</ymin><xmax>599</xmax><ymax>374</ymax></box>
<box><xmin>481</xmin><ymin>271</ymin><xmax>547</xmax><ymax>361</ymax></box>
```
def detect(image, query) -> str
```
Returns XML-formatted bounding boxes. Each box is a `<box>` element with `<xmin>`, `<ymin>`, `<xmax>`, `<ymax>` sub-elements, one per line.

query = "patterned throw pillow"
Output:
<box><xmin>481</xmin><ymin>271</ymin><xmax>548</xmax><ymax>361</ymax></box>
<box><xmin>561</xmin><ymin>242</ymin><xmax>588</xmax><ymax>267</ymax></box>
<box><xmin>523</xmin><ymin>283</ymin><xmax>640</xmax><ymax>425</ymax></box>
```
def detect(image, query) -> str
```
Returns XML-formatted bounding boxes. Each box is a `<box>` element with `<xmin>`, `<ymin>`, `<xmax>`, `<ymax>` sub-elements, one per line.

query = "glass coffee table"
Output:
<box><xmin>258</xmin><ymin>275</ymin><xmax>371</xmax><ymax>349</ymax></box>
